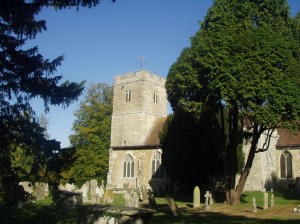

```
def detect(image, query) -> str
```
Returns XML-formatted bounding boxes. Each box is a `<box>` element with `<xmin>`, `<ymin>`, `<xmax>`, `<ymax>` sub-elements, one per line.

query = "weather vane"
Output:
<box><xmin>138</xmin><ymin>56</ymin><xmax>146</xmax><ymax>70</ymax></box>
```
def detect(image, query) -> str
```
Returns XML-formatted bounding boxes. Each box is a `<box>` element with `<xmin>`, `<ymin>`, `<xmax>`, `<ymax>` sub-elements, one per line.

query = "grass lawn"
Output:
<box><xmin>0</xmin><ymin>191</ymin><xmax>299</xmax><ymax>224</ymax></box>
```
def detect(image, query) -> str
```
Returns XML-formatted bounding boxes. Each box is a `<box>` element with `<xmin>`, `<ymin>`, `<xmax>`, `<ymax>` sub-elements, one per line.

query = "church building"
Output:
<box><xmin>107</xmin><ymin>70</ymin><xmax>300</xmax><ymax>193</ymax></box>
<box><xmin>106</xmin><ymin>70</ymin><xmax>170</xmax><ymax>192</ymax></box>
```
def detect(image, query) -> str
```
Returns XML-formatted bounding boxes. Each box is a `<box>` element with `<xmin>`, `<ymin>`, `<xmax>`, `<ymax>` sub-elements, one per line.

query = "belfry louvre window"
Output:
<box><xmin>280</xmin><ymin>151</ymin><xmax>292</xmax><ymax>178</ymax></box>
<box><xmin>123</xmin><ymin>154</ymin><xmax>134</xmax><ymax>178</ymax></box>
<box><xmin>153</xmin><ymin>92</ymin><xmax>158</xmax><ymax>104</ymax></box>
<box><xmin>125</xmin><ymin>90</ymin><xmax>131</xmax><ymax>102</ymax></box>
<box><xmin>152</xmin><ymin>151</ymin><xmax>164</xmax><ymax>179</ymax></box>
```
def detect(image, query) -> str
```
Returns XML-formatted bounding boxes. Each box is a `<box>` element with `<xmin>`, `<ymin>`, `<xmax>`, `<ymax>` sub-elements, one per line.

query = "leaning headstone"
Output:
<box><xmin>193</xmin><ymin>186</ymin><xmax>201</xmax><ymax>208</ymax></box>
<box><xmin>35</xmin><ymin>183</ymin><xmax>45</xmax><ymax>201</ymax></box>
<box><xmin>263</xmin><ymin>192</ymin><xmax>268</xmax><ymax>209</ymax></box>
<box><xmin>204</xmin><ymin>191</ymin><xmax>210</xmax><ymax>211</ymax></box>
<box><xmin>89</xmin><ymin>180</ymin><xmax>98</xmax><ymax>204</ymax></box>
<box><xmin>165</xmin><ymin>195</ymin><xmax>179</xmax><ymax>216</ymax></box>
<box><xmin>253</xmin><ymin>197</ymin><xmax>257</xmax><ymax>213</ymax></box>
<box><xmin>270</xmin><ymin>194</ymin><xmax>274</xmax><ymax>208</ymax></box>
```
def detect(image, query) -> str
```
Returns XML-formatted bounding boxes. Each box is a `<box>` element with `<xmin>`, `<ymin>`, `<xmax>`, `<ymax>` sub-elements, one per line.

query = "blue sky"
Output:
<box><xmin>28</xmin><ymin>0</ymin><xmax>300</xmax><ymax>148</ymax></box>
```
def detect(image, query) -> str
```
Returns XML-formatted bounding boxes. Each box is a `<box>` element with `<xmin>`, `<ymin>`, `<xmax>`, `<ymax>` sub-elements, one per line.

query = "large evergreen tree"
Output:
<box><xmin>166</xmin><ymin>0</ymin><xmax>300</xmax><ymax>204</ymax></box>
<box><xmin>0</xmin><ymin>0</ymin><xmax>115</xmax><ymax>205</ymax></box>
<box><xmin>69</xmin><ymin>83</ymin><xmax>112</xmax><ymax>186</ymax></box>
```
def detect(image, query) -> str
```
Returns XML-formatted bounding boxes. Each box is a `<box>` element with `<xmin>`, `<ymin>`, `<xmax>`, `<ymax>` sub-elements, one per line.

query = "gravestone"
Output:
<box><xmin>80</xmin><ymin>181</ymin><xmax>90</xmax><ymax>203</ymax></box>
<box><xmin>125</xmin><ymin>189</ymin><xmax>140</xmax><ymax>208</ymax></box>
<box><xmin>204</xmin><ymin>191</ymin><xmax>211</xmax><ymax>211</ymax></box>
<box><xmin>165</xmin><ymin>195</ymin><xmax>178</xmax><ymax>216</ymax></box>
<box><xmin>193</xmin><ymin>186</ymin><xmax>201</xmax><ymax>208</ymax></box>
<box><xmin>141</xmin><ymin>186</ymin><xmax>149</xmax><ymax>203</ymax></box>
<box><xmin>148</xmin><ymin>189</ymin><xmax>156</xmax><ymax>208</ymax></box>
<box><xmin>103</xmin><ymin>190</ymin><xmax>114</xmax><ymax>204</ymax></box>
<box><xmin>90</xmin><ymin>180</ymin><xmax>98</xmax><ymax>204</ymax></box>
<box><xmin>19</xmin><ymin>182</ymin><xmax>33</xmax><ymax>194</ymax></box>
<box><xmin>209</xmin><ymin>192</ymin><xmax>213</xmax><ymax>206</ymax></box>
<box><xmin>35</xmin><ymin>183</ymin><xmax>45</xmax><ymax>201</ymax></box>
<box><xmin>263</xmin><ymin>192</ymin><xmax>268</xmax><ymax>209</ymax></box>
<box><xmin>270</xmin><ymin>193</ymin><xmax>274</xmax><ymax>208</ymax></box>
<box><xmin>253</xmin><ymin>197</ymin><xmax>257</xmax><ymax>213</ymax></box>
<box><xmin>96</xmin><ymin>185</ymin><xmax>104</xmax><ymax>200</ymax></box>
<box><xmin>55</xmin><ymin>191</ymin><xmax>82</xmax><ymax>210</ymax></box>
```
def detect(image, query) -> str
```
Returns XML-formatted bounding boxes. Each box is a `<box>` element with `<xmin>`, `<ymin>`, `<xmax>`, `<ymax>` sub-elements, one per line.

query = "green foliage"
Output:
<box><xmin>69</xmin><ymin>83</ymin><xmax>112</xmax><ymax>186</ymax></box>
<box><xmin>0</xmin><ymin>0</ymin><xmax>117</xmax><ymax>205</ymax></box>
<box><xmin>166</xmin><ymin>0</ymin><xmax>300</xmax><ymax>202</ymax></box>
<box><xmin>160</xmin><ymin>111</ymin><xmax>225</xmax><ymax>188</ymax></box>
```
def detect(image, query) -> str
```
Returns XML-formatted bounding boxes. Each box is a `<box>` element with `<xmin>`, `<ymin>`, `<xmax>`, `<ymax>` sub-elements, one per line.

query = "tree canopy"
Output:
<box><xmin>68</xmin><ymin>83</ymin><xmax>112</xmax><ymax>186</ymax></box>
<box><xmin>0</xmin><ymin>0</ymin><xmax>115</xmax><ymax>205</ymax></box>
<box><xmin>166</xmin><ymin>0</ymin><xmax>300</xmax><ymax>204</ymax></box>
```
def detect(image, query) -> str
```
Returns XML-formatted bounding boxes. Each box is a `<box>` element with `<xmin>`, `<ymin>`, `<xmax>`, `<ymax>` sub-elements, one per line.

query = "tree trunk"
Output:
<box><xmin>234</xmin><ymin>125</ymin><xmax>261</xmax><ymax>203</ymax></box>
<box><xmin>225</xmin><ymin>106</ymin><xmax>239</xmax><ymax>205</ymax></box>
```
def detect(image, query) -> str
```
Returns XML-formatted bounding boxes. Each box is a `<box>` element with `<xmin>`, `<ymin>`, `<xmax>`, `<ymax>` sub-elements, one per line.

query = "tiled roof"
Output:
<box><xmin>144</xmin><ymin>117</ymin><xmax>167</xmax><ymax>146</ymax></box>
<box><xmin>277</xmin><ymin>128</ymin><xmax>300</xmax><ymax>147</ymax></box>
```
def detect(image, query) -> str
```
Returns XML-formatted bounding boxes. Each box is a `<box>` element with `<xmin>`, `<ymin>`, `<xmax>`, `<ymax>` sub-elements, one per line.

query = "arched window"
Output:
<box><xmin>153</xmin><ymin>92</ymin><xmax>158</xmax><ymax>104</ymax></box>
<box><xmin>152</xmin><ymin>151</ymin><xmax>164</xmax><ymax>179</ymax></box>
<box><xmin>123</xmin><ymin>154</ymin><xmax>134</xmax><ymax>178</ymax></box>
<box><xmin>125</xmin><ymin>90</ymin><xmax>131</xmax><ymax>102</ymax></box>
<box><xmin>280</xmin><ymin>151</ymin><xmax>292</xmax><ymax>178</ymax></box>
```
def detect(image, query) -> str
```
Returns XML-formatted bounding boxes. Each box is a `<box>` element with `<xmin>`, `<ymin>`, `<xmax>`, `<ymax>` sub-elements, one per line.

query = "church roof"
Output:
<box><xmin>144</xmin><ymin>117</ymin><xmax>167</xmax><ymax>146</ymax></box>
<box><xmin>277</xmin><ymin>128</ymin><xmax>300</xmax><ymax>148</ymax></box>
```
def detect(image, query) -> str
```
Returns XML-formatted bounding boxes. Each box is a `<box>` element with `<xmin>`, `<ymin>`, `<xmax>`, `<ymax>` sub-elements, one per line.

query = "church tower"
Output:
<box><xmin>107</xmin><ymin>70</ymin><xmax>168</xmax><ymax>190</ymax></box>
<box><xmin>110</xmin><ymin>70</ymin><xmax>167</xmax><ymax>147</ymax></box>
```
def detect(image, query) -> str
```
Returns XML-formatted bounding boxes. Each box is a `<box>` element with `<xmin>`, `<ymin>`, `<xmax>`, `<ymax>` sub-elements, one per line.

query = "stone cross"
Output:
<box><xmin>263</xmin><ymin>192</ymin><xmax>268</xmax><ymax>209</ymax></box>
<box><xmin>193</xmin><ymin>186</ymin><xmax>201</xmax><ymax>208</ymax></box>
<box><xmin>270</xmin><ymin>193</ymin><xmax>274</xmax><ymax>208</ymax></box>
<box><xmin>204</xmin><ymin>191</ymin><xmax>211</xmax><ymax>211</ymax></box>
<box><xmin>253</xmin><ymin>197</ymin><xmax>257</xmax><ymax>213</ymax></box>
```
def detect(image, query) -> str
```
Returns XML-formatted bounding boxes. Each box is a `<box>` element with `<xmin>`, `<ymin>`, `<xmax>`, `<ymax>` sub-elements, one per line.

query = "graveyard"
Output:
<box><xmin>0</xmin><ymin>180</ymin><xmax>300</xmax><ymax>224</ymax></box>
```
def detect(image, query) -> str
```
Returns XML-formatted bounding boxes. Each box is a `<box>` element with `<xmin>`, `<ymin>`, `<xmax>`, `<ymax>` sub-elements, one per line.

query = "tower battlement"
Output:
<box><xmin>114</xmin><ymin>70</ymin><xmax>166</xmax><ymax>88</ymax></box>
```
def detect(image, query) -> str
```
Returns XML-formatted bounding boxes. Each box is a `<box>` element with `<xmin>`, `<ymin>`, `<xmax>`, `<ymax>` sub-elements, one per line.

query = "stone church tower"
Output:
<box><xmin>107</xmin><ymin>70</ymin><xmax>170</xmax><ymax>191</ymax></box>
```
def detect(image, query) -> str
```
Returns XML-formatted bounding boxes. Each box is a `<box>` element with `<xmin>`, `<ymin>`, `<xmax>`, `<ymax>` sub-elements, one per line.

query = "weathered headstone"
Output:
<box><xmin>90</xmin><ymin>180</ymin><xmax>98</xmax><ymax>204</ymax></box>
<box><xmin>204</xmin><ymin>191</ymin><xmax>211</xmax><ymax>211</ymax></box>
<box><xmin>209</xmin><ymin>192</ymin><xmax>213</xmax><ymax>206</ymax></box>
<box><xmin>263</xmin><ymin>192</ymin><xmax>268</xmax><ymax>209</ymax></box>
<box><xmin>55</xmin><ymin>191</ymin><xmax>82</xmax><ymax>210</ymax></box>
<box><xmin>35</xmin><ymin>183</ymin><xmax>46</xmax><ymax>201</ymax></box>
<box><xmin>141</xmin><ymin>186</ymin><xmax>149</xmax><ymax>203</ymax></box>
<box><xmin>253</xmin><ymin>197</ymin><xmax>257</xmax><ymax>213</ymax></box>
<box><xmin>19</xmin><ymin>182</ymin><xmax>33</xmax><ymax>194</ymax></box>
<box><xmin>80</xmin><ymin>181</ymin><xmax>90</xmax><ymax>203</ymax></box>
<box><xmin>125</xmin><ymin>189</ymin><xmax>140</xmax><ymax>208</ymax></box>
<box><xmin>193</xmin><ymin>186</ymin><xmax>201</xmax><ymax>208</ymax></box>
<box><xmin>270</xmin><ymin>193</ymin><xmax>274</xmax><ymax>208</ymax></box>
<box><xmin>103</xmin><ymin>190</ymin><xmax>114</xmax><ymax>204</ymax></box>
<box><xmin>165</xmin><ymin>195</ymin><xmax>179</xmax><ymax>216</ymax></box>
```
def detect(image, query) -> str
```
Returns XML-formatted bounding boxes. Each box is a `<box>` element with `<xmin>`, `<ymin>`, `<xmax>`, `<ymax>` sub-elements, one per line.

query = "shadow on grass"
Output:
<box><xmin>0</xmin><ymin>204</ymin><xmax>77</xmax><ymax>224</ymax></box>
<box><xmin>151</xmin><ymin>208</ymin><xmax>300</xmax><ymax>224</ymax></box>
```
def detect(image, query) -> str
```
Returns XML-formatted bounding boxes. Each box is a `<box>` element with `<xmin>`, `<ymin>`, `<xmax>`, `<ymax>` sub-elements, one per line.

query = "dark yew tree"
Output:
<box><xmin>0</xmin><ymin>0</ymin><xmax>115</xmax><ymax>205</ymax></box>
<box><xmin>166</xmin><ymin>0</ymin><xmax>300</xmax><ymax>205</ymax></box>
